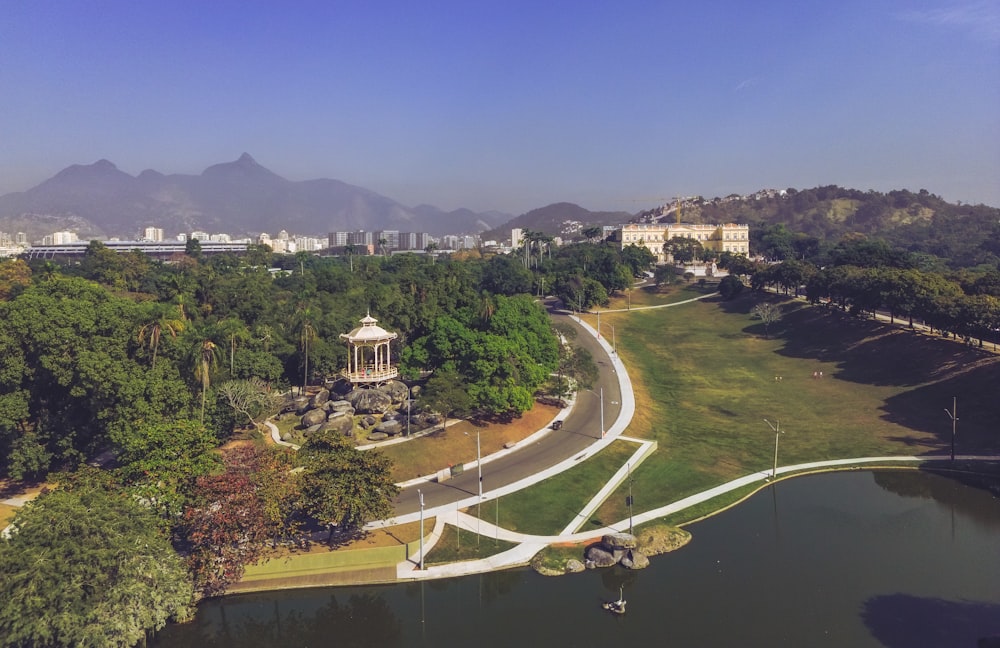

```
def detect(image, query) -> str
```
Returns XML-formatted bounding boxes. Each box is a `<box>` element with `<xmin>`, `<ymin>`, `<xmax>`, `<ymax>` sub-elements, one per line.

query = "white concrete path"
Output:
<box><xmin>395</xmin><ymin>453</ymin><xmax>1000</xmax><ymax>581</ymax></box>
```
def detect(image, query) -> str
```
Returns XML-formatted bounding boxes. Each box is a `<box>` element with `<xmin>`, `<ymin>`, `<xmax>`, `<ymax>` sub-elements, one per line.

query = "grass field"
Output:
<box><xmin>468</xmin><ymin>439</ymin><xmax>641</xmax><ymax>536</ymax></box>
<box><xmin>584</xmin><ymin>291</ymin><xmax>1000</xmax><ymax>526</ymax></box>
<box><xmin>425</xmin><ymin>525</ymin><xmax>518</xmax><ymax>564</ymax></box>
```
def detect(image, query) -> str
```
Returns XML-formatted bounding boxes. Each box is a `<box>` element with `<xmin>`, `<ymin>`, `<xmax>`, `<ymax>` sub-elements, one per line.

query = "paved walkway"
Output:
<box><xmin>392</xmin><ymin>453</ymin><xmax>1000</xmax><ymax>581</ymax></box>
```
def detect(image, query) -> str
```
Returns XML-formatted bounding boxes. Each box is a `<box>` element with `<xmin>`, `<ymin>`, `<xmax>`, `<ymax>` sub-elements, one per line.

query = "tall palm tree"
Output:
<box><xmin>344</xmin><ymin>243</ymin><xmax>356</xmax><ymax>272</ymax></box>
<box><xmin>292</xmin><ymin>302</ymin><xmax>321</xmax><ymax>394</ymax></box>
<box><xmin>218</xmin><ymin>317</ymin><xmax>250</xmax><ymax>376</ymax></box>
<box><xmin>192</xmin><ymin>339</ymin><xmax>219</xmax><ymax>423</ymax></box>
<box><xmin>137</xmin><ymin>304</ymin><xmax>186</xmax><ymax>369</ymax></box>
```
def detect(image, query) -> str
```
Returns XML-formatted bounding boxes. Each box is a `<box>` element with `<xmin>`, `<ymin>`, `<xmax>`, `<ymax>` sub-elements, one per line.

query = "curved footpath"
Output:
<box><xmin>374</xmin><ymin>296</ymin><xmax>1000</xmax><ymax>582</ymax></box>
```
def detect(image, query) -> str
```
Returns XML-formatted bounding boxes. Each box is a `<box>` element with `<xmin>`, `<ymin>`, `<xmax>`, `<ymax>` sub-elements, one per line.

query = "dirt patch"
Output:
<box><xmin>383</xmin><ymin>402</ymin><xmax>562</xmax><ymax>481</ymax></box>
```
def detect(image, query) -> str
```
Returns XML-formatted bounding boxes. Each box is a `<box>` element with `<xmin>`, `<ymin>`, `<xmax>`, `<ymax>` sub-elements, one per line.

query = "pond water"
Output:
<box><xmin>153</xmin><ymin>470</ymin><xmax>1000</xmax><ymax>647</ymax></box>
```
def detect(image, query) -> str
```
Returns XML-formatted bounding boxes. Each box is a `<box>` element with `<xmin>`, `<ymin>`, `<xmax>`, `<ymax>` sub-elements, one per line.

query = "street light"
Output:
<box><xmin>627</xmin><ymin>462</ymin><xmax>634</xmax><ymax>534</ymax></box>
<box><xmin>944</xmin><ymin>397</ymin><xmax>958</xmax><ymax>461</ymax></box>
<box><xmin>584</xmin><ymin>387</ymin><xmax>605</xmax><ymax>438</ymax></box>
<box><xmin>418</xmin><ymin>489</ymin><xmax>425</xmax><ymax>570</ymax></box>
<box><xmin>464</xmin><ymin>429</ymin><xmax>483</xmax><ymax>544</ymax></box>
<box><xmin>764</xmin><ymin>419</ymin><xmax>783</xmax><ymax>481</ymax></box>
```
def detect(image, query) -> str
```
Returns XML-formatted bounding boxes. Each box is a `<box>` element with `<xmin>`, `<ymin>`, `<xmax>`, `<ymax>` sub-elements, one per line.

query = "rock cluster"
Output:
<box><xmin>583</xmin><ymin>532</ymin><xmax>649</xmax><ymax>571</ymax></box>
<box><xmin>282</xmin><ymin>381</ymin><xmax>437</xmax><ymax>444</ymax></box>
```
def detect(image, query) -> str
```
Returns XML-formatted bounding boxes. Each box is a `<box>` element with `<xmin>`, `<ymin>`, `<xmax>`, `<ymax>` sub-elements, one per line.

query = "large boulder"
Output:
<box><xmin>374</xmin><ymin>420</ymin><xmax>403</xmax><ymax>436</ymax></box>
<box><xmin>285</xmin><ymin>396</ymin><xmax>311</xmax><ymax>415</ymax></box>
<box><xmin>584</xmin><ymin>544</ymin><xmax>618</xmax><ymax>568</ymax></box>
<box><xmin>346</xmin><ymin>388</ymin><xmax>394</xmax><ymax>414</ymax></box>
<box><xmin>620</xmin><ymin>549</ymin><xmax>650</xmax><ymax>570</ymax></box>
<box><xmin>319</xmin><ymin>414</ymin><xmax>355</xmax><ymax>437</ymax></box>
<box><xmin>383</xmin><ymin>380</ymin><xmax>410</xmax><ymax>404</ymax></box>
<box><xmin>329</xmin><ymin>400</ymin><xmax>355</xmax><ymax>415</ymax></box>
<box><xmin>601</xmin><ymin>533</ymin><xmax>638</xmax><ymax>550</ymax></box>
<box><xmin>309</xmin><ymin>388</ymin><xmax>330</xmax><ymax>409</ymax></box>
<box><xmin>565</xmin><ymin>559</ymin><xmax>586</xmax><ymax>574</ymax></box>
<box><xmin>300</xmin><ymin>408</ymin><xmax>328</xmax><ymax>428</ymax></box>
<box><xmin>367</xmin><ymin>431</ymin><xmax>389</xmax><ymax>442</ymax></box>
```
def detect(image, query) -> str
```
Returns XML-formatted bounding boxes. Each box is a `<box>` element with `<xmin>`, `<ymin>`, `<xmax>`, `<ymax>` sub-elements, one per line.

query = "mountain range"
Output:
<box><xmin>0</xmin><ymin>154</ymin><xmax>513</xmax><ymax>242</ymax></box>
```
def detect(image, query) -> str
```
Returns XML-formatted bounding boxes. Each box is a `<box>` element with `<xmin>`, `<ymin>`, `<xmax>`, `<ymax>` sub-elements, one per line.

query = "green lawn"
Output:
<box><xmin>587</xmin><ymin>293</ymin><xmax>1000</xmax><ymax>526</ymax></box>
<box><xmin>468</xmin><ymin>439</ymin><xmax>640</xmax><ymax>536</ymax></box>
<box><xmin>425</xmin><ymin>525</ymin><xmax>518</xmax><ymax>565</ymax></box>
<box><xmin>484</xmin><ymin>290</ymin><xmax>1000</xmax><ymax>534</ymax></box>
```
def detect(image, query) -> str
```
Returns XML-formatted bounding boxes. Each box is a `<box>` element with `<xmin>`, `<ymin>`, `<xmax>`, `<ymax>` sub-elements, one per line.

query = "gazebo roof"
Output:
<box><xmin>340</xmin><ymin>313</ymin><xmax>398</xmax><ymax>343</ymax></box>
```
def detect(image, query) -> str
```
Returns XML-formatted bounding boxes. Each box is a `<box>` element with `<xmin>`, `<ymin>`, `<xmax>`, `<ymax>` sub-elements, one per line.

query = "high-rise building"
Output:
<box><xmin>347</xmin><ymin>230</ymin><xmax>373</xmax><ymax>247</ymax></box>
<box><xmin>142</xmin><ymin>226</ymin><xmax>164</xmax><ymax>242</ymax></box>
<box><xmin>511</xmin><ymin>228</ymin><xmax>523</xmax><ymax>249</ymax></box>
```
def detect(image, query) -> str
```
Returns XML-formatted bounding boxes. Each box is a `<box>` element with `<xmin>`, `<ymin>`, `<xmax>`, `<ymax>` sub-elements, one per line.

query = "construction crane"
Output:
<box><xmin>631</xmin><ymin>196</ymin><xmax>686</xmax><ymax>224</ymax></box>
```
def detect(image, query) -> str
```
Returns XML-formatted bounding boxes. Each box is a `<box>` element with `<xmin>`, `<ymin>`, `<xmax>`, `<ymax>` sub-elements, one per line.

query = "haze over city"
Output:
<box><xmin>1</xmin><ymin>0</ymin><xmax>997</xmax><ymax>214</ymax></box>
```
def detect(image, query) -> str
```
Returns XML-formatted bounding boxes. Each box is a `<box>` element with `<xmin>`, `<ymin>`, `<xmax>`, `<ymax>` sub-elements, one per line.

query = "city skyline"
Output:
<box><xmin>1</xmin><ymin>1</ymin><xmax>997</xmax><ymax>214</ymax></box>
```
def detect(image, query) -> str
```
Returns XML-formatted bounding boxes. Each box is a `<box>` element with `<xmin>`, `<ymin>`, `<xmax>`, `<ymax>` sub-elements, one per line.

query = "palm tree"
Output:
<box><xmin>478</xmin><ymin>291</ymin><xmax>496</xmax><ymax>325</ymax></box>
<box><xmin>343</xmin><ymin>243</ymin><xmax>358</xmax><ymax>272</ymax></box>
<box><xmin>292</xmin><ymin>302</ymin><xmax>321</xmax><ymax>394</ymax></box>
<box><xmin>137</xmin><ymin>304</ymin><xmax>186</xmax><ymax>369</ymax></box>
<box><xmin>218</xmin><ymin>317</ymin><xmax>250</xmax><ymax>376</ymax></box>
<box><xmin>192</xmin><ymin>338</ymin><xmax>219</xmax><ymax>423</ymax></box>
<box><xmin>254</xmin><ymin>324</ymin><xmax>274</xmax><ymax>352</ymax></box>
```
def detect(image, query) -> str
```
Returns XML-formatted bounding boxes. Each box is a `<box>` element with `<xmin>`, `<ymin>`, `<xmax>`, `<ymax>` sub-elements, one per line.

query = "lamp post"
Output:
<box><xmin>464</xmin><ymin>429</ymin><xmax>483</xmax><ymax>543</ymax></box>
<box><xmin>406</xmin><ymin>386</ymin><xmax>411</xmax><ymax>436</ymax></box>
<box><xmin>944</xmin><ymin>397</ymin><xmax>958</xmax><ymax>461</ymax></box>
<box><xmin>418</xmin><ymin>489</ymin><xmax>425</xmax><ymax>570</ymax></box>
<box><xmin>584</xmin><ymin>388</ymin><xmax>605</xmax><ymax>438</ymax></box>
<box><xmin>597</xmin><ymin>310</ymin><xmax>600</xmax><ymax>339</ymax></box>
<box><xmin>764</xmin><ymin>419</ymin><xmax>783</xmax><ymax>481</ymax></box>
<box><xmin>611</xmin><ymin>324</ymin><xmax>616</xmax><ymax>355</ymax></box>
<box><xmin>627</xmin><ymin>462</ymin><xmax>634</xmax><ymax>534</ymax></box>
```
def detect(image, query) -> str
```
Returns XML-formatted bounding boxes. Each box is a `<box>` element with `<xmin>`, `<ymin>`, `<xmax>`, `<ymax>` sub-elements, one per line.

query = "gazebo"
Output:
<box><xmin>339</xmin><ymin>313</ymin><xmax>398</xmax><ymax>385</ymax></box>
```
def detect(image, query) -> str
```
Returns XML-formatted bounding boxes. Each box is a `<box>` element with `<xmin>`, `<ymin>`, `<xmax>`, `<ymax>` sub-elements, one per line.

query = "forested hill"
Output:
<box><xmin>638</xmin><ymin>187</ymin><xmax>1000</xmax><ymax>268</ymax></box>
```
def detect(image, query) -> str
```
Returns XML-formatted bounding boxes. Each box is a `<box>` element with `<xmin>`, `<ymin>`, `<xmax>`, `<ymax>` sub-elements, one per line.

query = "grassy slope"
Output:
<box><xmin>587</xmin><ymin>291</ymin><xmax>1000</xmax><ymax>525</ymax></box>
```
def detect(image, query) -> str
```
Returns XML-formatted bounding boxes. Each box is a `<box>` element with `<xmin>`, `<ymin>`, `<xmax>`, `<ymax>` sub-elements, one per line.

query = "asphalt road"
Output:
<box><xmin>391</xmin><ymin>308</ymin><xmax>622</xmax><ymax>516</ymax></box>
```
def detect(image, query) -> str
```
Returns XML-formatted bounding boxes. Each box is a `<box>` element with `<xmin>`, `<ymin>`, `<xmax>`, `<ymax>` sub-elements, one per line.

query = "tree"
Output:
<box><xmin>665</xmin><ymin>236</ymin><xmax>703</xmax><ymax>264</ymax></box>
<box><xmin>419</xmin><ymin>366</ymin><xmax>473</xmax><ymax>430</ymax></box>
<box><xmin>0</xmin><ymin>479</ymin><xmax>194</xmax><ymax>646</ymax></box>
<box><xmin>297</xmin><ymin>431</ymin><xmax>399</xmax><ymax>539</ymax></box>
<box><xmin>293</xmin><ymin>303</ymin><xmax>321</xmax><ymax>393</ymax></box>
<box><xmin>751</xmin><ymin>302</ymin><xmax>781</xmax><ymax>339</ymax></box>
<box><xmin>179</xmin><ymin>446</ymin><xmax>289</xmax><ymax>597</ymax></box>
<box><xmin>217</xmin><ymin>316</ymin><xmax>251</xmax><ymax>376</ymax></box>
<box><xmin>191</xmin><ymin>338</ymin><xmax>219</xmax><ymax>424</ymax></box>
<box><xmin>0</xmin><ymin>258</ymin><xmax>31</xmax><ymax>301</ymax></box>
<box><xmin>719</xmin><ymin>274</ymin><xmax>744</xmax><ymax>300</ymax></box>
<box><xmin>115</xmin><ymin>419</ymin><xmax>221</xmax><ymax>519</ymax></box>
<box><xmin>137</xmin><ymin>303</ymin><xmax>186</xmax><ymax>370</ymax></box>
<box><xmin>218</xmin><ymin>378</ymin><xmax>283</xmax><ymax>430</ymax></box>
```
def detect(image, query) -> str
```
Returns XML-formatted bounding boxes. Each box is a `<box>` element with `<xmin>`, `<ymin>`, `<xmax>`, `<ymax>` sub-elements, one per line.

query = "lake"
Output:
<box><xmin>153</xmin><ymin>469</ymin><xmax>1000</xmax><ymax>647</ymax></box>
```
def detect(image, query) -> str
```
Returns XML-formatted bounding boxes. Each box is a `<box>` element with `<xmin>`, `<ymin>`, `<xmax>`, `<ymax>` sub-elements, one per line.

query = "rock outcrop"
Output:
<box><xmin>584</xmin><ymin>533</ymin><xmax>648</xmax><ymax>571</ymax></box>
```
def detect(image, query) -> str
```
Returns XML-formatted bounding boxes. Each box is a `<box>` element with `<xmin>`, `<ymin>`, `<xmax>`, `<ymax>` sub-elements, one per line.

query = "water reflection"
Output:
<box><xmin>862</xmin><ymin>594</ymin><xmax>1000</xmax><ymax>648</ymax></box>
<box><xmin>160</xmin><ymin>593</ymin><xmax>402</xmax><ymax>647</ymax></box>
<box><xmin>153</xmin><ymin>471</ymin><xmax>1000</xmax><ymax>647</ymax></box>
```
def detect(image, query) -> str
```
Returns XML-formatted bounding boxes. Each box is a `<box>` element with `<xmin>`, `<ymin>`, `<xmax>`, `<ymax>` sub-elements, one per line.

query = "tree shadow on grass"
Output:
<box><xmin>861</xmin><ymin>594</ymin><xmax>1000</xmax><ymax>648</ymax></box>
<box><xmin>716</xmin><ymin>294</ymin><xmax>1000</xmax><ymax>453</ymax></box>
<box><xmin>879</xmin><ymin>360</ymin><xmax>1000</xmax><ymax>454</ymax></box>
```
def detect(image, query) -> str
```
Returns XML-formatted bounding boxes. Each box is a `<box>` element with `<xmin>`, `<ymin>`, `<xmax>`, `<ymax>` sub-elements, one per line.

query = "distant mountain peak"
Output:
<box><xmin>92</xmin><ymin>159</ymin><xmax>118</xmax><ymax>170</ymax></box>
<box><xmin>236</xmin><ymin>152</ymin><xmax>258</xmax><ymax>166</ymax></box>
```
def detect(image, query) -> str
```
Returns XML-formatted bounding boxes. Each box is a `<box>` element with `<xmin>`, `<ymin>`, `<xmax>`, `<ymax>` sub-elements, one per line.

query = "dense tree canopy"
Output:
<box><xmin>297</xmin><ymin>431</ymin><xmax>399</xmax><ymax>536</ymax></box>
<box><xmin>0</xmin><ymin>479</ymin><xmax>194</xmax><ymax>647</ymax></box>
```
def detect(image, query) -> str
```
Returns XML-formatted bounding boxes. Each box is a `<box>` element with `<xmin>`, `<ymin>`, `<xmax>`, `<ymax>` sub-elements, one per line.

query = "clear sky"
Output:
<box><xmin>1</xmin><ymin>0</ymin><xmax>997</xmax><ymax>214</ymax></box>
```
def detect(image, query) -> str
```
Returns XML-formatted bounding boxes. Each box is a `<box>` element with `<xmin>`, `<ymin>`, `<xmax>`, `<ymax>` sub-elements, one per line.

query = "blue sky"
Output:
<box><xmin>1</xmin><ymin>0</ymin><xmax>997</xmax><ymax>214</ymax></box>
